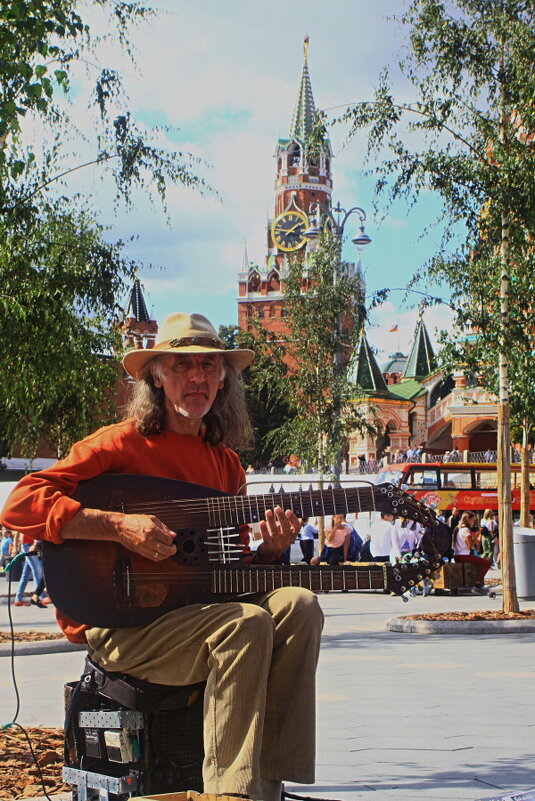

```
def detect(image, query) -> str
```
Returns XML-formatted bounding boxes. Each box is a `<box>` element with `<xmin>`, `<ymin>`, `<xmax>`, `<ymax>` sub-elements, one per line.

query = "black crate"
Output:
<box><xmin>64</xmin><ymin>673</ymin><xmax>204</xmax><ymax>800</ymax></box>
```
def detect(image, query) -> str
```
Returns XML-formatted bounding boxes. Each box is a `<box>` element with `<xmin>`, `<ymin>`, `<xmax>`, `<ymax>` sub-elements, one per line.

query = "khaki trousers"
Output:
<box><xmin>86</xmin><ymin>587</ymin><xmax>324</xmax><ymax>798</ymax></box>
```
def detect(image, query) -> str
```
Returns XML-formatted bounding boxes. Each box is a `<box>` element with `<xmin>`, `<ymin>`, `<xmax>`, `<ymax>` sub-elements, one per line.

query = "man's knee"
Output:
<box><xmin>234</xmin><ymin>602</ymin><xmax>277</xmax><ymax>640</ymax></box>
<box><xmin>268</xmin><ymin>587</ymin><xmax>324</xmax><ymax>629</ymax></box>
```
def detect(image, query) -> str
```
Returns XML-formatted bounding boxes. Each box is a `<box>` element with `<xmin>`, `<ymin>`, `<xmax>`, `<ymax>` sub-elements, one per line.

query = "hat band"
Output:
<box><xmin>166</xmin><ymin>336</ymin><xmax>225</xmax><ymax>350</ymax></box>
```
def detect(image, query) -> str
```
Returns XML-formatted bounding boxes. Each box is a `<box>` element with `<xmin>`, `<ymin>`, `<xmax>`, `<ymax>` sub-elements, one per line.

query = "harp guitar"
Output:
<box><xmin>42</xmin><ymin>474</ymin><xmax>441</xmax><ymax>627</ymax></box>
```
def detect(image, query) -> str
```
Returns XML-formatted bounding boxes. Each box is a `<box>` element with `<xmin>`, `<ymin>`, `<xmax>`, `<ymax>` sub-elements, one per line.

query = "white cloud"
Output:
<box><xmin>367</xmin><ymin>300</ymin><xmax>455</xmax><ymax>363</ymax></box>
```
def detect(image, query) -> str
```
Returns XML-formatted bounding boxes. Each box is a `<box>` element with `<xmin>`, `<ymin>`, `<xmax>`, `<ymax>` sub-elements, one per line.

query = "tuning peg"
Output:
<box><xmin>269</xmin><ymin>484</ymin><xmax>275</xmax><ymax>494</ymax></box>
<box><xmin>279</xmin><ymin>485</ymin><xmax>284</xmax><ymax>494</ymax></box>
<box><xmin>308</xmin><ymin>484</ymin><xmax>313</xmax><ymax>492</ymax></box>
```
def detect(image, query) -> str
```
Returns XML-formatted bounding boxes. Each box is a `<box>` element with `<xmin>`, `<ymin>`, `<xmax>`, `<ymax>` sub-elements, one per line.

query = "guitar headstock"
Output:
<box><xmin>385</xmin><ymin>557</ymin><xmax>444</xmax><ymax>596</ymax></box>
<box><xmin>373</xmin><ymin>483</ymin><xmax>437</xmax><ymax>528</ymax></box>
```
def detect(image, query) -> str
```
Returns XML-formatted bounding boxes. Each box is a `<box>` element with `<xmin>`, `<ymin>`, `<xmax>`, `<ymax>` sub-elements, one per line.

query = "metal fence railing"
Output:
<box><xmin>249</xmin><ymin>464</ymin><xmax>380</xmax><ymax>477</ymax></box>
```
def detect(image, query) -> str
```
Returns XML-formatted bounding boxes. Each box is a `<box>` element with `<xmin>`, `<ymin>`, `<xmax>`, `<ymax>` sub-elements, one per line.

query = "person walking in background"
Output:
<box><xmin>298</xmin><ymin>517</ymin><xmax>317</xmax><ymax>564</ymax></box>
<box><xmin>453</xmin><ymin>512</ymin><xmax>491</xmax><ymax>594</ymax></box>
<box><xmin>0</xmin><ymin>527</ymin><xmax>13</xmax><ymax>571</ymax></box>
<box><xmin>480</xmin><ymin>509</ymin><xmax>499</xmax><ymax>567</ymax></box>
<box><xmin>14</xmin><ymin>534</ymin><xmax>47</xmax><ymax>606</ymax></box>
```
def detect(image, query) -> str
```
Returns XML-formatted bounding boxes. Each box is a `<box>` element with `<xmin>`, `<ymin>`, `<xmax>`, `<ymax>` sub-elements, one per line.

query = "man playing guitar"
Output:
<box><xmin>2</xmin><ymin>312</ymin><xmax>324</xmax><ymax>801</ymax></box>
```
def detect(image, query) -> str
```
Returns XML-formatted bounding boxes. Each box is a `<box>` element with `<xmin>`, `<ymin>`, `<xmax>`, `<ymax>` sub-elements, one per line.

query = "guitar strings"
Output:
<box><xmin>95</xmin><ymin>485</ymin><xmax>432</xmax><ymax>526</ymax></box>
<box><xmin>111</xmin><ymin>486</ymin><xmax>378</xmax><ymax>515</ymax></box>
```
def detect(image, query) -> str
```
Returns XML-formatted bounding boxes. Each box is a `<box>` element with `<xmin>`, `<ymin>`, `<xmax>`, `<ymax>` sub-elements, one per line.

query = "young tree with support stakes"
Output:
<box><xmin>0</xmin><ymin>1</ymin><xmax>209</xmax><ymax>457</ymax></box>
<box><xmin>242</xmin><ymin>229</ymin><xmax>370</xmax><ymax>547</ymax></box>
<box><xmin>269</xmin><ymin>230</ymin><xmax>368</xmax><ymax>475</ymax></box>
<box><xmin>331</xmin><ymin>0</ymin><xmax>534</xmax><ymax>612</ymax></box>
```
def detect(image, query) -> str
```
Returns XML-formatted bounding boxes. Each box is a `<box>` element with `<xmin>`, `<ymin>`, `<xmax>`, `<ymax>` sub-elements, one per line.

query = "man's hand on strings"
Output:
<box><xmin>255</xmin><ymin>507</ymin><xmax>300</xmax><ymax>563</ymax></box>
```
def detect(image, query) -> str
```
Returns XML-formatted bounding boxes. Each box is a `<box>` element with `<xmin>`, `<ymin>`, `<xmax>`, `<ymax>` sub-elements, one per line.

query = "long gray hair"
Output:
<box><xmin>124</xmin><ymin>354</ymin><xmax>253</xmax><ymax>449</ymax></box>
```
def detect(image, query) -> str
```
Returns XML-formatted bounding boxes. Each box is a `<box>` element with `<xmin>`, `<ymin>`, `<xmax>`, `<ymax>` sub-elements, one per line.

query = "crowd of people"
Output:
<box><xmin>0</xmin><ymin>525</ymin><xmax>52</xmax><ymax>606</ymax></box>
<box><xmin>294</xmin><ymin>505</ymin><xmax>500</xmax><ymax>595</ymax></box>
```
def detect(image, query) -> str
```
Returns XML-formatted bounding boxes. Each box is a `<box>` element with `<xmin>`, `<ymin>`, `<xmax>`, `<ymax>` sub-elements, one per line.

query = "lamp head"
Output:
<box><xmin>352</xmin><ymin>225</ymin><xmax>372</xmax><ymax>250</ymax></box>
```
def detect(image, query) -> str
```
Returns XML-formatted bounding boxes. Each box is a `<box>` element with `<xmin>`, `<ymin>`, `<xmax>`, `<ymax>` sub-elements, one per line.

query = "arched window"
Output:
<box><xmin>288</xmin><ymin>142</ymin><xmax>301</xmax><ymax>166</ymax></box>
<box><xmin>248</xmin><ymin>271</ymin><xmax>261</xmax><ymax>292</ymax></box>
<box><xmin>267</xmin><ymin>270</ymin><xmax>280</xmax><ymax>291</ymax></box>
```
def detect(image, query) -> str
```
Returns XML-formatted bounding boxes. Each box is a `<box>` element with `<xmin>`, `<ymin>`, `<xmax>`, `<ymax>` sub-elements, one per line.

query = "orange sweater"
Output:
<box><xmin>2</xmin><ymin>420</ymin><xmax>248</xmax><ymax>642</ymax></box>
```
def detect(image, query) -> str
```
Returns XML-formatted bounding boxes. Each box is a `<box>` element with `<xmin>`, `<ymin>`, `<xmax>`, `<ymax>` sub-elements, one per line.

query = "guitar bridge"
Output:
<box><xmin>108</xmin><ymin>490</ymin><xmax>126</xmax><ymax>514</ymax></box>
<box><xmin>114</xmin><ymin>556</ymin><xmax>133</xmax><ymax>610</ymax></box>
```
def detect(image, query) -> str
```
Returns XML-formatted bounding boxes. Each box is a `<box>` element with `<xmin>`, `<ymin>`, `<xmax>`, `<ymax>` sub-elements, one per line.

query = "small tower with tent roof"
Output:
<box><xmin>122</xmin><ymin>275</ymin><xmax>158</xmax><ymax>352</ymax></box>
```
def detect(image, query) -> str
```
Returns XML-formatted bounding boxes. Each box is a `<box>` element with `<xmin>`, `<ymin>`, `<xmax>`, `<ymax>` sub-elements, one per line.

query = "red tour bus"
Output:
<box><xmin>376</xmin><ymin>462</ymin><xmax>535</xmax><ymax>514</ymax></box>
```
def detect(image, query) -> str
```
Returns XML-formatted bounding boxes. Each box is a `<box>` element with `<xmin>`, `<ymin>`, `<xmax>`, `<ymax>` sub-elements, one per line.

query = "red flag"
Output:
<box><xmin>389</xmin><ymin>324</ymin><xmax>398</xmax><ymax>333</ymax></box>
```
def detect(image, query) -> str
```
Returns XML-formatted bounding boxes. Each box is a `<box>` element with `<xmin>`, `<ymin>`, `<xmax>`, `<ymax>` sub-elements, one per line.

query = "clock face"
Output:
<box><xmin>271</xmin><ymin>210</ymin><xmax>308</xmax><ymax>252</ymax></box>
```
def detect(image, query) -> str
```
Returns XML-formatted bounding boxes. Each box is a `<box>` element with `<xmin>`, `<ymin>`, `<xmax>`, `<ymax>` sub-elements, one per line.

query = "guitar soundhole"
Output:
<box><xmin>176</xmin><ymin>530</ymin><xmax>205</xmax><ymax>566</ymax></box>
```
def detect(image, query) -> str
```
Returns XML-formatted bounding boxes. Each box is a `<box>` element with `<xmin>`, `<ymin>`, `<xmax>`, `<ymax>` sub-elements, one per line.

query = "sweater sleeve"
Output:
<box><xmin>1</xmin><ymin>440</ymin><xmax>104</xmax><ymax>544</ymax></box>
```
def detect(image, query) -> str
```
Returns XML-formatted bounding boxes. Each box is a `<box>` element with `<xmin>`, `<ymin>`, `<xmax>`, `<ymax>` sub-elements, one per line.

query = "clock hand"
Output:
<box><xmin>285</xmin><ymin>222</ymin><xmax>305</xmax><ymax>234</ymax></box>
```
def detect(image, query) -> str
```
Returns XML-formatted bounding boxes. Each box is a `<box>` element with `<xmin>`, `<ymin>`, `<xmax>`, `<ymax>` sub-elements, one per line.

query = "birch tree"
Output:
<box><xmin>333</xmin><ymin>0</ymin><xmax>535</xmax><ymax>611</ymax></box>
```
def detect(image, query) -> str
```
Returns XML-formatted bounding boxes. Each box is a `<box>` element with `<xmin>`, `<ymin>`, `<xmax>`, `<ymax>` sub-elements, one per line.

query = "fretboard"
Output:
<box><xmin>205</xmin><ymin>485</ymin><xmax>377</xmax><ymax>529</ymax></box>
<box><xmin>212</xmin><ymin>563</ymin><xmax>391</xmax><ymax>595</ymax></box>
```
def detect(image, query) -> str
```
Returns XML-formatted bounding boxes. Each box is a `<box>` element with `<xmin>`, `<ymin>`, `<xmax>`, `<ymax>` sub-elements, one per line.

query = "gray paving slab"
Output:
<box><xmin>1</xmin><ymin>580</ymin><xmax>535</xmax><ymax>801</ymax></box>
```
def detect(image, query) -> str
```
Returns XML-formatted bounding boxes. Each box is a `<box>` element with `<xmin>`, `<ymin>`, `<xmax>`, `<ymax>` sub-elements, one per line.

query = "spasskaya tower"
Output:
<box><xmin>237</xmin><ymin>38</ymin><xmax>334</xmax><ymax>337</ymax></box>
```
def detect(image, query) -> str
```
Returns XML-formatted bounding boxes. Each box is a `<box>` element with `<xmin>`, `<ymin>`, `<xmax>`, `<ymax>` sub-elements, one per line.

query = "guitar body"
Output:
<box><xmin>43</xmin><ymin>475</ymin><xmax>236</xmax><ymax>628</ymax></box>
<box><xmin>42</xmin><ymin>474</ymin><xmax>442</xmax><ymax>628</ymax></box>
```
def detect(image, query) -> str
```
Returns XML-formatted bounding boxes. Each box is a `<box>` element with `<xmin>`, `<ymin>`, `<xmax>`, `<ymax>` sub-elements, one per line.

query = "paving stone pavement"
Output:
<box><xmin>1</xmin><ymin>576</ymin><xmax>535</xmax><ymax>801</ymax></box>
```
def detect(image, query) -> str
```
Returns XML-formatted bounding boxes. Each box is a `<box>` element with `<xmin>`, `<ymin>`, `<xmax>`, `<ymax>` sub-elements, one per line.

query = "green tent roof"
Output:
<box><xmin>404</xmin><ymin>319</ymin><xmax>437</xmax><ymax>379</ymax></box>
<box><xmin>290</xmin><ymin>56</ymin><xmax>316</xmax><ymax>140</ymax></box>
<box><xmin>350</xmin><ymin>335</ymin><xmax>389</xmax><ymax>395</ymax></box>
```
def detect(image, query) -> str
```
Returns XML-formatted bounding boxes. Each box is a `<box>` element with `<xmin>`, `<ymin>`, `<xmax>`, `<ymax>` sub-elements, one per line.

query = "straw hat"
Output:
<box><xmin>123</xmin><ymin>312</ymin><xmax>255</xmax><ymax>379</ymax></box>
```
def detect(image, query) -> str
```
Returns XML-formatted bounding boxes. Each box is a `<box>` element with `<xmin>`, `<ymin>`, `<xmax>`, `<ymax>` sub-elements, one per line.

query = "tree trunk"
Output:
<box><xmin>496</xmin><ymin>205</ymin><xmax>518</xmax><ymax>612</ymax></box>
<box><xmin>317</xmin><ymin>435</ymin><xmax>326</xmax><ymax>551</ymax></box>
<box><xmin>497</xmin><ymin>57</ymin><xmax>519</xmax><ymax>614</ymax></box>
<box><xmin>520</xmin><ymin>419</ymin><xmax>531</xmax><ymax>528</ymax></box>
<box><xmin>498</xmin><ymin>401</ymin><xmax>518</xmax><ymax>612</ymax></box>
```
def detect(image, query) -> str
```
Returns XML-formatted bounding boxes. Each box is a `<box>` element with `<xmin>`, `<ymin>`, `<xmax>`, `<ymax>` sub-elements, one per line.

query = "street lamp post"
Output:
<box><xmin>304</xmin><ymin>200</ymin><xmax>371</xmax><ymax>484</ymax></box>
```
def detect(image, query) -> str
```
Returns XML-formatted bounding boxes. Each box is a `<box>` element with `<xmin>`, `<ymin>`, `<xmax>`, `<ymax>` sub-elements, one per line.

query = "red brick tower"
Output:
<box><xmin>238</xmin><ymin>38</ymin><xmax>334</xmax><ymax>338</ymax></box>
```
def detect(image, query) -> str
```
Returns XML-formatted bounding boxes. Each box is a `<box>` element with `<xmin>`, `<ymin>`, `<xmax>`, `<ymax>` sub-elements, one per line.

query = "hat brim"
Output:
<box><xmin>122</xmin><ymin>343</ymin><xmax>255</xmax><ymax>379</ymax></box>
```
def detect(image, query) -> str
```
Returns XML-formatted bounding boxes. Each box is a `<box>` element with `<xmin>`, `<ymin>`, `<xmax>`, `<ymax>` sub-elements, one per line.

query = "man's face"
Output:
<box><xmin>152</xmin><ymin>353</ymin><xmax>225</xmax><ymax>424</ymax></box>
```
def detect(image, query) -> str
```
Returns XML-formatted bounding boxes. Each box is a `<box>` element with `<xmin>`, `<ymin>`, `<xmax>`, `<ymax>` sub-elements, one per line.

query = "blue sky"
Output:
<box><xmin>52</xmin><ymin>0</ymin><xmax>457</xmax><ymax>362</ymax></box>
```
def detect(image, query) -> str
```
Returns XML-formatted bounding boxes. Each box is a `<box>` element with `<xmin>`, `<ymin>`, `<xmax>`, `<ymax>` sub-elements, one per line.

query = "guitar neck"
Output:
<box><xmin>207</xmin><ymin>485</ymin><xmax>377</xmax><ymax>529</ymax></box>
<box><xmin>213</xmin><ymin>563</ymin><xmax>390</xmax><ymax>595</ymax></box>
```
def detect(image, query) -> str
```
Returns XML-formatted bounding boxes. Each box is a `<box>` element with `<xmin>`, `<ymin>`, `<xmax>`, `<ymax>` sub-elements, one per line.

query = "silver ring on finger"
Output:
<box><xmin>153</xmin><ymin>550</ymin><xmax>159</xmax><ymax>560</ymax></box>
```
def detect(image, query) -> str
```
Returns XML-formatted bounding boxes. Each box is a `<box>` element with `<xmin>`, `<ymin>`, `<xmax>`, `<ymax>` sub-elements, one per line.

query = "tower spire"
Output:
<box><xmin>125</xmin><ymin>275</ymin><xmax>151</xmax><ymax>323</ymax></box>
<box><xmin>350</xmin><ymin>334</ymin><xmax>389</xmax><ymax>394</ymax></box>
<box><xmin>404</xmin><ymin>319</ymin><xmax>437</xmax><ymax>379</ymax></box>
<box><xmin>289</xmin><ymin>36</ymin><xmax>316</xmax><ymax>140</ymax></box>
<box><xmin>241</xmin><ymin>239</ymin><xmax>249</xmax><ymax>272</ymax></box>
